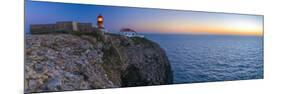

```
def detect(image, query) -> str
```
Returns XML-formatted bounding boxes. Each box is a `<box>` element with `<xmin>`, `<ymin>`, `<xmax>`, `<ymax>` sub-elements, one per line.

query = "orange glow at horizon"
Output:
<box><xmin>135</xmin><ymin>19</ymin><xmax>263</xmax><ymax>36</ymax></box>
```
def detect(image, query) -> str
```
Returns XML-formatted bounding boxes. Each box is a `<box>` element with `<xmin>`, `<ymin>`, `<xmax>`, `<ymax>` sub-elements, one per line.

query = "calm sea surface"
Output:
<box><xmin>144</xmin><ymin>34</ymin><xmax>263</xmax><ymax>84</ymax></box>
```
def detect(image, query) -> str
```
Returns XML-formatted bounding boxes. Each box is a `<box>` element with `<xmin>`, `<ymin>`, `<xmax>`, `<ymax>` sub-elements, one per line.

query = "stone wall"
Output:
<box><xmin>30</xmin><ymin>21</ymin><xmax>94</xmax><ymax>34</ymax></box>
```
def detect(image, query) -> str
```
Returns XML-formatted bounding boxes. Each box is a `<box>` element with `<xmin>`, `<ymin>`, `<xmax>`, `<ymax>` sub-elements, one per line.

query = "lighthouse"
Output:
<box><xmin>97</xmin><ymin>14</ymin><xmax>104</xmax><ymax>31</ymax></box>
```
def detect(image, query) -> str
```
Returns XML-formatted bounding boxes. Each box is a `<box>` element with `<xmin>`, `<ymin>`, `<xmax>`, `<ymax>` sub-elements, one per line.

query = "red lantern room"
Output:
<box><xmin>97</xmin><ymin>14</ymin><xmax>104</xmax><ymax>29</ymax></box>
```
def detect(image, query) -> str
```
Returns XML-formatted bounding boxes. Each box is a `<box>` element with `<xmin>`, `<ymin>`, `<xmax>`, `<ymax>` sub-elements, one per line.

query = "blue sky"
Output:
<box><xmin>25</xmin><ymin>1</ymin><xmax>263</xmax><ymax>36</ymax></box>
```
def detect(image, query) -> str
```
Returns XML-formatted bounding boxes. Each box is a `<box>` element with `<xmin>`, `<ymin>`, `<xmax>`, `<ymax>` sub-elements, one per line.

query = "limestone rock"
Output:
<box><xmin>25</xmin><ymin>33</ymin><xmax>172</xmax><ymax>93</ymax></box>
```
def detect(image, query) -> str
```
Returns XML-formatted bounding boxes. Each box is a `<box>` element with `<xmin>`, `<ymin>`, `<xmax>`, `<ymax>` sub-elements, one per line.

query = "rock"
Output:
<box><xmin>121</xmin><ymin>65</ymin><xmax>149</xmax><ymax>87</ymax></box>
<box><xmin>28</xmin><ymin>80</ymin><xmax>37</xmax><ymax>89</ymax></box>
<box><xmin>25</xmin><ymin>33</ymin><xmax>172</xmax><ymax>93</ymax></box>
<box><xmin>34</xmin><ymin>63</ymin><xmax>44</xmax><ymax>73</ymax></box>
<box><xmin>45</xmin><ymin>78</ymin><xmax>62</xmax><ymax>91</ymax></box>
<box><xmin>110</xmin><ymin>36</ymin><xmax>173</xmax><ymax>86</ymax></box>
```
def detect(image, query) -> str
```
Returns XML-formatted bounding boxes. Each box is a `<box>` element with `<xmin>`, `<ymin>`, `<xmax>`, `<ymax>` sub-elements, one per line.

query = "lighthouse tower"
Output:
<box><xmin>97</xmin><ymin>14</ymin><xmax>104</xmax><ymax>31</ymax></box>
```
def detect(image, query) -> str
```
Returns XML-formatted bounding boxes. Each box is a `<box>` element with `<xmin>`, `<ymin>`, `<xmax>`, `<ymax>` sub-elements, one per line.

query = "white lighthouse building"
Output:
<box><xmin>119</xmin><ymin>28</ymin><xmax>143</xmax><ymax>37</ymax></box>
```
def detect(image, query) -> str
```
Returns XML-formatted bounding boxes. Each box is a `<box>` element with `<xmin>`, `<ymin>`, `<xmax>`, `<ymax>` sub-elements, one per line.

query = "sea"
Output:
<box><xmin>144</xmin><ymin>33</ymin><xmax>263</xmax><ymax>84</ymax></box>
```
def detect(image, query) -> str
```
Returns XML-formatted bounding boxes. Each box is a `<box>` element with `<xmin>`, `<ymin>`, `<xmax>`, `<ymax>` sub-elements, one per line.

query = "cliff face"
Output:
<box><xmin>25</xmin><ymin>33</ymin><xmax>173</xmax><ymax>93</ymax></box>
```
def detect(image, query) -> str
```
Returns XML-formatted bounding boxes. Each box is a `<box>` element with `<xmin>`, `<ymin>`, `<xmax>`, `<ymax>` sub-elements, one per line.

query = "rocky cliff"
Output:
<box><xmin>25</xmin><ymin>32</ymin><xmax>173</xmax><ymax>93</ymax></box>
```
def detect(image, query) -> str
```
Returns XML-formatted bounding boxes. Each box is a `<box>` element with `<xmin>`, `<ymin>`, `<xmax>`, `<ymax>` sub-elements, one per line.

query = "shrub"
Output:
<box><xmin>131</xmin><ymin>37</ymin><xmax>156</xmax><ymax>47</ymax></box>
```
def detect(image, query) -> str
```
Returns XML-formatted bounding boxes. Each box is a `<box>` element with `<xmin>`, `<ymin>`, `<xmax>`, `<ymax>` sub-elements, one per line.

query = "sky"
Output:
<box><xmin>25</xmin><ymin>1</ymin><xmax>263</xmax><ymax>36</ymax></box>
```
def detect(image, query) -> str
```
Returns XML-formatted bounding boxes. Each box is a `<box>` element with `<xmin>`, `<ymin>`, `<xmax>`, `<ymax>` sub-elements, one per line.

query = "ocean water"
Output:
<box><xmin>144</xmin><ymin>34</ymin><xmax>263</xmax><ymax>84</ymax></box>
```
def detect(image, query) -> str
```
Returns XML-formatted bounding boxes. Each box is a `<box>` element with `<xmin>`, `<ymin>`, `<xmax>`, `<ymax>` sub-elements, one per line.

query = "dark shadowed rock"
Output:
<box><xmin>121</xmin><ymin>65</ymin><xmax>149</xmax><ymax>87</ymax></box>
<box><xmin>25</xmin><ymin>33</ymin><xmax>172</xmax><ymax>93</ymax></box>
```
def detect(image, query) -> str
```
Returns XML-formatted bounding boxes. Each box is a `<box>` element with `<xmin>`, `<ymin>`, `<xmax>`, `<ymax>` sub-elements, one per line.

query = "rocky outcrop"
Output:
<box><xmin>25</xmin><ymin>33</ymin><xmax>172</xmax><ymax>93</ymax></box>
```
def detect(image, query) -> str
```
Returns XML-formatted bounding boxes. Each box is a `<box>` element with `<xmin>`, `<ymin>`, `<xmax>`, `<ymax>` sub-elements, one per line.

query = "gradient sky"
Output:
<box><xmin>25</xmin><ymin>1</ymin><xmax>263</xmax><ymax>36</ymax></box>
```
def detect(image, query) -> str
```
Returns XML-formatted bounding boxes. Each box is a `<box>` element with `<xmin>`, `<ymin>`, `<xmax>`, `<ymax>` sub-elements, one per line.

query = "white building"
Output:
<box><xmin>120</xmin><ymin>28</ymin><xmax>143</xmax><ymax>37</ymax></box>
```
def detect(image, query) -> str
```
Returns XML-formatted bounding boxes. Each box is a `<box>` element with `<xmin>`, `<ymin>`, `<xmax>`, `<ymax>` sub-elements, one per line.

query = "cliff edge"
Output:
<box><xmin>25</xmin><ymin>32</ymin><xmax>173</xmax><ymax>93</ymax></box>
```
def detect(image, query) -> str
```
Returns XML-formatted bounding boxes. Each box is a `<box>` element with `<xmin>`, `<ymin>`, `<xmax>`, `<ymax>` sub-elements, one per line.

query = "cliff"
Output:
<box><xmin>25</xmin><ymin>32</ymin><xmax>173</xmax><ymax>93</ymax></box>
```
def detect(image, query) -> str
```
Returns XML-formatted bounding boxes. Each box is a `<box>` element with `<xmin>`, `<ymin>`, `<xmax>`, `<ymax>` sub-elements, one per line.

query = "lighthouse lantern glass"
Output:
<box><xmin>98</xmin><ymin>17</ymin><xmax>103</xmax><ymax>21</ymax></box>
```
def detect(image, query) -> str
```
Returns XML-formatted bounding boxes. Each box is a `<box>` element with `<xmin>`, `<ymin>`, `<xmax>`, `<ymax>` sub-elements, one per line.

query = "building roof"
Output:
<box><xmin>120</xmin><ymin>28</ymin><xmax>136</xmax><ymax>32</ymax></box>
<box><xmin>56</xmin><ymin>21</ymin><xmax>74</xmax><ymax>23</ymax></box>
